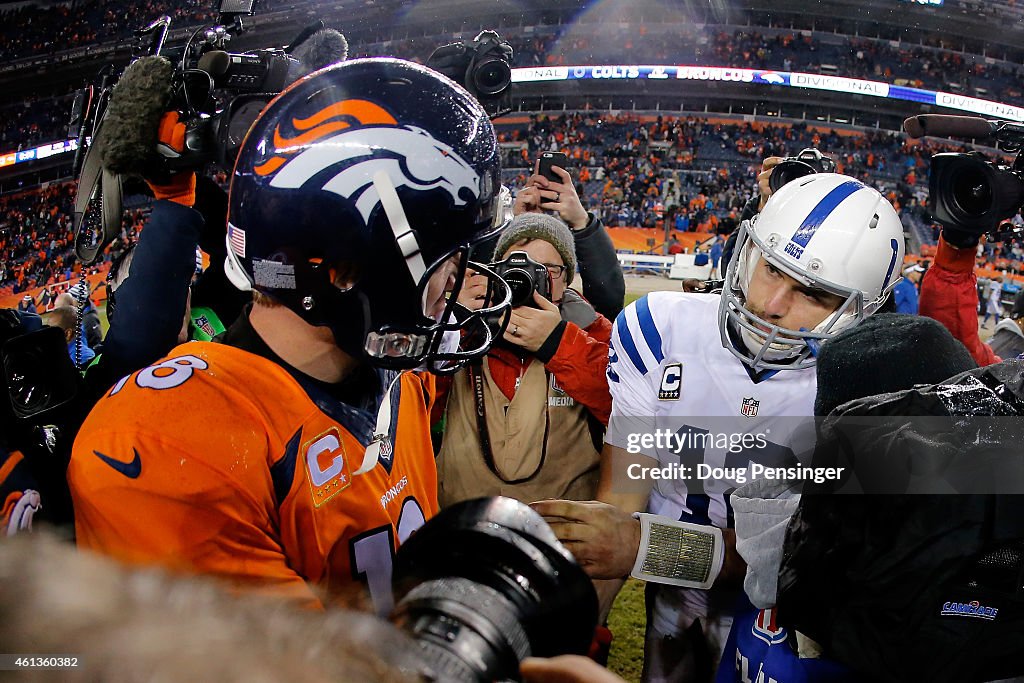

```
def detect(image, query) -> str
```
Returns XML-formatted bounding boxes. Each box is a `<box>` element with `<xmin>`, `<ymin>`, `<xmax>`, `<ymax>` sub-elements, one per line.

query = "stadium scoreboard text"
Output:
<box><xmin>511</xmin><ymin>64</ymin><xmax>1023</xmax><ymax>122</ymax></box>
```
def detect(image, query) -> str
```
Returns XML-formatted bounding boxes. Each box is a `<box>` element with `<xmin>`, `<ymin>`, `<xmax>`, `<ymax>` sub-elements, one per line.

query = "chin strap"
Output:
<box><xmin>374</xmin><ymin>171</ymin><xmax>427</xmax><ymax>286</ymax></box>
<box><xmin>355</xmin><ymin>371</ymin><xmax>403</xmax><ymax>476</ymax></box>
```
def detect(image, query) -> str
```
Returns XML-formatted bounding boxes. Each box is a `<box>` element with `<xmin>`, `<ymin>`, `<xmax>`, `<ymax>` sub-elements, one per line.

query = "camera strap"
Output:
<box><xmin>468</xmin><ymin>359</ymin><xmax>549</xmax><ymax>484</ymax></box>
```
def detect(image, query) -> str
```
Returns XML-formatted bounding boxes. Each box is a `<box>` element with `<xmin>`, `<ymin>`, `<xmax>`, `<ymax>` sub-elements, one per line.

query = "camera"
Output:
<box><xmin>391</xmin><ymin>497</ymin><xmax>597</xmax><ymax>682</ymax></box>
<box><xmin>71</xmin><ymin>0</ymin><xmax>343</xmax><ymax>263</ymax></box>
<box><xmin>768</xmin><ymin>148</ymin><xmax>837</xmax><ymax>193</ymax></box>
<box><xmin>490</xmin><ymin>251</ymin><xmax>551</xmax><ymax>307</ymax></box>
<box><xmin>426</xmin><ymin>30</ymin><xmax>513</xmax><ymax>118</ymax></box>
<box><xmin>929</xmin><ymin>152</ymin><xmax>1024</xmax><ymax>234</ymax></box>
<box><xmin>0</xmin><ymin>311</ymin><xmax>82</xmax><ymax>458</ymax></box>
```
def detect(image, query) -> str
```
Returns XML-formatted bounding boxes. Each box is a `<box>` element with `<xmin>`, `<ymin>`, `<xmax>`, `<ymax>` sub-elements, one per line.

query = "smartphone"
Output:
<box><xmin>538</xmin><ymin>152</ymin><xmax>569</xmax><ymax>183</ymax></box>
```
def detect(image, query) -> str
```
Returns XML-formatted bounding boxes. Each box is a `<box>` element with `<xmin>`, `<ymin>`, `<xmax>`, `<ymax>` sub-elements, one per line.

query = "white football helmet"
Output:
<box><xmin>719</xmin><ymin>173</ymin><xmax>906</xmax><ymax>371</ymax></box>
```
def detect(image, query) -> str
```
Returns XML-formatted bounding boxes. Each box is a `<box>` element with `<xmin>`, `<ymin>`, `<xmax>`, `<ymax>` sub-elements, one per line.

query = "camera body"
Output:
<box><xmin>490</xmin><ymin>251</ymin><xmax>551</xmax><ymax>307</ymax></box>
<box><xmin>0</xmin><ymin>311</ymin><xmax>82</xmax><ymax>459</ymax></box>
<box><xmin>160</xmin><ymin>21</ymin><xmax>298</xmax><ymax>172</ymax></box>
<box><xmin>769</xmin><ymin>148</ymin><xmax>837</xmax><ymax>193</ymax></box>
<box><xmin>426</xmin><ymin>30</ymin><xmax>513</xmax><ymax>118</ymax></box>
<box><xmin>929</xmin><ymin>151</ymin><xmax>1024</xmax><ymax>234</ymax></box>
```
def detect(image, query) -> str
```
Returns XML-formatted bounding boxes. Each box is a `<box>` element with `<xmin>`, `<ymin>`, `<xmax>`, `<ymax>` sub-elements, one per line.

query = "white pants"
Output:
<box><xmin>641</xmin><ymin>583</ymin><xmax>734</xmax><ymax>683</ymax></box>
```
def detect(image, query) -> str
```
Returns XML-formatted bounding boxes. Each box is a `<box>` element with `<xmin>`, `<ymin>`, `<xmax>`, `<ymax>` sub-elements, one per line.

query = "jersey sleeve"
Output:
<box><xmin>604</xmin><ymin>294</ymin><xmax>668</xmax><ymax>458</ymax></box>
<box><xmin>69</xmin><ymin>347</ymin><xmax>321</xmax><ymax>608</ymax></box>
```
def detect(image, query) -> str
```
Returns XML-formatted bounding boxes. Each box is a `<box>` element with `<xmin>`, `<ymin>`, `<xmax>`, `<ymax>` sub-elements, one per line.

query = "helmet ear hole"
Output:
<box><xmin>322</xmin><ymin>260</ymin><xmax>362</xmax><ymax>292</ymax></box>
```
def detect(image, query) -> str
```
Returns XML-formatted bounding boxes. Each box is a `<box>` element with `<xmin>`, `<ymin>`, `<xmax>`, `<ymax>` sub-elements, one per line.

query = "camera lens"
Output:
<box><xmin>500</xmin><ymin>268</ymin><xmax>534</xmax><ymax>306</ymax></box>
<box><xmin>950</xmin><ymin>164</ymin><xmax>994</xmax><ymax>219</ymax></box>
<box><xmin>471</xmin><ymin>57</ymin><xmax>511</xmax><ymax>96</ymax></box>
<box><xmin>769</xmin><ymin>160</ymin><xmax>817</xmax><ymax>194</ymax></box>
<box><xmin>392</xmin><ymin>498</ymin><xmax>598</xmax><ymax>682</ymax></box>
<box><xmin>5</xmin><ymin>350</ymin><xmax>52</xmax><ymax>417</ymax></box>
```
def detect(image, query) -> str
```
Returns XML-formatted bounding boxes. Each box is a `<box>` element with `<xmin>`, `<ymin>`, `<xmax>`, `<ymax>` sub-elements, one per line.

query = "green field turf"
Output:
<box><xmin>606</xmin><ymin>291</ymin><xmax>646</xmax><ymax>681</ymax></box>
<box><xmin>607</xmin><ymin>578</ymin><xmax>646</xmax><ymax>681</ymax></box>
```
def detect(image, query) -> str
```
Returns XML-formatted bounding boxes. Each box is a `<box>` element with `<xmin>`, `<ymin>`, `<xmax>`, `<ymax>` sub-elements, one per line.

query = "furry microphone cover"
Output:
<box><xmin>99</xmin><ymin>55</ymin><xmax>175</xmax><ymax>176</ymax></box>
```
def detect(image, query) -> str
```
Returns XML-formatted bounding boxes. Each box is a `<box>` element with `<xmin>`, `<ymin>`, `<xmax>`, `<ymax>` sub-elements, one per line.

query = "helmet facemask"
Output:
<box><xmin>365</xmin><ymin>249</ymin><xmax>511</xmax><ymax>375</ymax></box>
<box><xmin>719</xmin><ymin>219</ymin><xmax>870</xmax><ymax>371</ymax></box>
<box><xmin>226</xmin><ymin>176</ymin><xmax>512</xmax><ymax>375</ymax></box>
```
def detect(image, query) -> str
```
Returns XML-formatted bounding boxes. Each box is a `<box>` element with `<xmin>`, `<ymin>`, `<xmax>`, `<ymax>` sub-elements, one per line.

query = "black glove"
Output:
<box><xmin>941</xmin><ymin>225</ymin><xmax>986</xmax><ymax>249</ymax></box>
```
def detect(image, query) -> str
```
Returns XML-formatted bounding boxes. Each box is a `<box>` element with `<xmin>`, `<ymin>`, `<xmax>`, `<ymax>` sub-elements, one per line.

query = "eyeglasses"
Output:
<box><xmin>543</xmin><ymin>263</ymin><xmax>567</xmax><ymax>278</ymax></box>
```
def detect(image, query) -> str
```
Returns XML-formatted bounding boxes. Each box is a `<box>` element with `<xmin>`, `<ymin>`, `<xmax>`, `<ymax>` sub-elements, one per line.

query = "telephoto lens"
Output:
<box><xmin>391</xmin><ymin>497</ymin><xmax>598</xmax><ymax>682</ymax></box>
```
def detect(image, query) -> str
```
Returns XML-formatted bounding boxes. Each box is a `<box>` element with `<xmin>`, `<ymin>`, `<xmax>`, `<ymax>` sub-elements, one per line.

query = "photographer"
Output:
<box><xmin>437</xmin><ymin>211</ymin><xmax>613</xmax><ymax>508</ymax></box>
<box><xmin>510</xmin><ymin>164</ymin><xmax>626</xmax><ymax>321</ymax></box>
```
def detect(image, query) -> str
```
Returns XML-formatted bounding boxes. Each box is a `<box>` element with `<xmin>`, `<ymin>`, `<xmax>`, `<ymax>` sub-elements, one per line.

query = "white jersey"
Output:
<box><xmin>607</xmin><ymin>291</ymin><xmax>817</xmax><ymax>525</ymax></box>
<box><xmin>605</xmin><ymin>291</ymin><xmax>818</xmax><ymax>633</ymax></box>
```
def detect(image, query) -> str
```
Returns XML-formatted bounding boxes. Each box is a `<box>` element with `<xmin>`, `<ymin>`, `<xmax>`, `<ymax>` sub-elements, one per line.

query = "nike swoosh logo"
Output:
<box><xmin>93</xmin><ymin>448</ymin><xmax>142</xmax><ymax>479</ymax></box>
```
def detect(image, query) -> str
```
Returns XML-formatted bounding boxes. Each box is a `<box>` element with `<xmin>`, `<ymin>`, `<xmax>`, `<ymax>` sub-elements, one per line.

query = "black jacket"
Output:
<box><xmin>779</xmin><ymin>360</ymin><xmax>1024</xmax><ymax>683</ymax></box>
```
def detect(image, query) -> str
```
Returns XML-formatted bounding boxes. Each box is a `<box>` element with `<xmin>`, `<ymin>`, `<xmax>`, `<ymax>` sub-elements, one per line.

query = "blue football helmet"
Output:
<box><xmin>226</xmin><ymin>58</ymin><xmax>510</xmax><ymax>372</ymax></box>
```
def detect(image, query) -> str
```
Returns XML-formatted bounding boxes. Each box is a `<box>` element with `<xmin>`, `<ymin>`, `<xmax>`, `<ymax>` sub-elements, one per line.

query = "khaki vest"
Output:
<box><xmin>438</xmin><ymin>354</ymin><xmax>600</xmax><ymax>507</ymax></box>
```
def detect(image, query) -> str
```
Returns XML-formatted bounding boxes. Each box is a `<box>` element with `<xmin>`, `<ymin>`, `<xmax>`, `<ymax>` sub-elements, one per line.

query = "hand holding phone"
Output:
<box><xmin>538</xmin><ymin>152</ymin><xmax>569</xmax><ymax>183</ymax></box>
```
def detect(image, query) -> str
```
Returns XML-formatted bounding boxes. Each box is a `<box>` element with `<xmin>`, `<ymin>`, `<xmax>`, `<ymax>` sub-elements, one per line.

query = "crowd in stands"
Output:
<box><xmin>5</xmin><ymin>109</ymin><xmax>1014</xmax><ymax>292</ymax></box>
<box><xmin>0</xmin><ymin>181</ymin><xmax>143</xmax><ymax>293</ymax></box>
<box><xmin>369</xmin><ymin>25</ymin><xmax>1024</xmax><ymax>107</ymax></box>
<box><xmin>4</xmin><ymin>14</ymin><xmax>1024</xmax><ymax>150</ymax></box>
<box><xmin>0</xmin><ymin>93</ymin><xmax>75</xmax><ymax>151</ymax></box>
<box><xmin>491</xmin><ymin>27</ymin><xmax>1024</xmax><ymax>106</ymax></box>
<box><xmin>496</xmin><ymin>112</ymin><xmax>986</xmax><ymax>247</ymax></box>
<box><xmin>0</xmin><ymin>0</ymin><xmax>218</xmax><ymax>62</ymax></box>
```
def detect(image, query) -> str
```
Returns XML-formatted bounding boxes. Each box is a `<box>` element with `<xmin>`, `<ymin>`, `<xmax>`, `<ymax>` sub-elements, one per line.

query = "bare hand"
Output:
<box><xmin>521</xmin><ymin>656</ymin><xmax>627</xmax><ymax>683</ymax></box>
<box><xmin>457</xmin><ymin>270</ymin><xmax>489</xmax><ymax>311</ymax></box>
<box><xmin>504</xmin><ymin>290</ymin><xmax>562</xmax><ymax>352</ymax></box>
<box><xmin>529</xmin><ymin>165</ymin><xmax>589</xmax><ymax>230</ymax></box>
<box><xmin>530</xmin><ymin>499</ymin><xmax>641</xmax><ymax>579</ymax></box>
<box><xmin>757</xmin><ymin>156</ymin><xmax>784</xmax><ymax>211</ymax></box>
<box><xmin>681</xmin><ymin>278</ymin><xmax>706</xmax><ymax>293</ymax></box>
<box><xmin>514</xmin><ymin>185</ymin><xmax>544</xmax><ymax>215</ymax></box>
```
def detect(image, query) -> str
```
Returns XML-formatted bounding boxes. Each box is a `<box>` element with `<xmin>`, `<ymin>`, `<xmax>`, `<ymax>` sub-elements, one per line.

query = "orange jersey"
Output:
<box><xmin>69</xmin><ymin>341</ymin><xmax>438</xmax><ymax>613</ymax></box>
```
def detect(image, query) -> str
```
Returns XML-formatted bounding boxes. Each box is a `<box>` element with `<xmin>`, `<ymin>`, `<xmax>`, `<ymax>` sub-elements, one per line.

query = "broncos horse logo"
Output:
<box><xmin>256</xmin><ymin>99</ymin><xmax>481</xmax><ymax>225</ymax></box>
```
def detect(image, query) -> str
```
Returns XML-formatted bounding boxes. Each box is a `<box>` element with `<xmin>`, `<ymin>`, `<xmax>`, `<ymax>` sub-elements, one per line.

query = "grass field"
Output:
<box><xmin>600</xmin><ymin>292</ymin><xmax>647</xmax><ymax>681</ymax></box>
<box><xmin>607</xmin><ymin>579</ymin><xmax>647</xmax><ymax>681</ymax></box>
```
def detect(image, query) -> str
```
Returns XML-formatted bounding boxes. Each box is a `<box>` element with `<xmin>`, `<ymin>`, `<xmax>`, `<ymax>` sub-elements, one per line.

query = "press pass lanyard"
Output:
<box><xmin>468</xmin><ymin>360</ymin><xmax>550</xmax><ymax>484</ymax></box>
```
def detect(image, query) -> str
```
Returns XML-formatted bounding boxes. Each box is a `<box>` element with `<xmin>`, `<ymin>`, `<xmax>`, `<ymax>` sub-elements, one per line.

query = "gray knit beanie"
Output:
<box><xmin>493</xmin><ymin>213</ymin><xmax>577</xmax><ymax>277</ymax></box>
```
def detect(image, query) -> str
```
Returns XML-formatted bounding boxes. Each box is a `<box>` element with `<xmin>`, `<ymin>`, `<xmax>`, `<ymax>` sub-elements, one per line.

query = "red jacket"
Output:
<box><xmin>434</xmin><ymin>299</ymin><xmax>614</xmax><ymax>426</ymax></box>
<box><xmin>486</xmin><ymin>313</ymin><xmax>614</xmax><ymax>426</ymax></box>
<box><xmin>918</xmin><ymin>235</ymin><xmax>1000</xmax><ymax>367</ymax></box>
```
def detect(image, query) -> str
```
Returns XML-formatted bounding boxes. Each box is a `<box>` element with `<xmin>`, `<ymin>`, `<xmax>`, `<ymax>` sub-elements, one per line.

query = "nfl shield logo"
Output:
<box><xmin>740</xmin><ymin>397</ymin><xmax>759</xmax><ymax>418</ymax></box>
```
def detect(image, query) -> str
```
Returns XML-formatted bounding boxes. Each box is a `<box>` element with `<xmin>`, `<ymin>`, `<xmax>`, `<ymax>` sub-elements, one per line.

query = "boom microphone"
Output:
<box><xmin>197</xmin><ymin>50</ymin><xmax>230</xmax><ymax>78</ymax></box>
<box><xmin>99</xmin><ymin>56</ymin><xmax>175</xmax><ymax>176</ymax></box>
<box><xmin>903</xmin><ymin>114</ymin><xmax>997</xmax><ymax>140</ymax></box>
<box><xmin>291</xmin><ymin>28</ymin><xmax>348</xmax><ymax>75</ymax></box>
